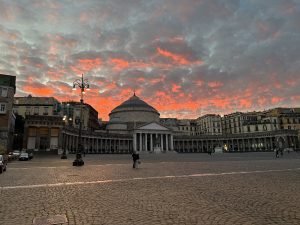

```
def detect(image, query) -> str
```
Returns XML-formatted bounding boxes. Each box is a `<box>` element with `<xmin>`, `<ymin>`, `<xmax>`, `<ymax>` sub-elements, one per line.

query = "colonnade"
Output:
<box><xmin>174</xmin><ymin>133</ymin><xmax>299</xmax><ymax>153</ymax></box>
<box><xmin>61</xmin><ymin>129</ymin><xmax>299</xmax><ymax>154</ymax></box>
<box><xmin>133</xmin><ymin>132</ymin><xmax>174</xmax><ymax>152</ymax></box>
<box><xmin>63</xmin><ymin>133</ymin><xmax>133</xmax><ymax>154</ymax></box>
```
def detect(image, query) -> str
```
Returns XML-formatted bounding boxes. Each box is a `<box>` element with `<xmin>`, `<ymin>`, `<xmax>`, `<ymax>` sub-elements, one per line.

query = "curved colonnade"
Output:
<box><xmin>62</xmin><ymin>128</ymin><xmax>299</xmax><ymax>154</ymax></box>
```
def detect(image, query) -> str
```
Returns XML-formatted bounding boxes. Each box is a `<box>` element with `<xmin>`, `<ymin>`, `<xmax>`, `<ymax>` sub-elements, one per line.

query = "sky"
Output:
<box><xmin>0</xmin><ymin>0</ymin><xmax>300</xmax><ymax>120</ymax></box>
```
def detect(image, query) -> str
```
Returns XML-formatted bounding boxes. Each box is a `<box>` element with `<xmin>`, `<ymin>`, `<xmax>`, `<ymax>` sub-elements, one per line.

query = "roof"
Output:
<box><xmin>14</xmin><ymin>96</ymin><xmax>60</xmax><ymax>106</ymax></box>
<box><xmin>110</xmin><ymin>94</ymin><xmax>159</xmax><ymax>115</ymax></box>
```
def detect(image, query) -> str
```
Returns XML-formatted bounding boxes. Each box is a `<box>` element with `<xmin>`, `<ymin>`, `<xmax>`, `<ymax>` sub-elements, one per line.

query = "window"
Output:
<box><xmin>26</xmin><ymin>106</ymin><xmax>30</xmax><ymax>115</ymax></box>
<box><xmin>34</xmin><ymin>107</ymin><xmax>39</xmax><ymax>115</ymax></box>
<box><xmin>0</xmin><ymin>103</ymin><xmax>6</xmax><ymax>113</ymax></box>
<box><xmin>0</xmin><ymin>87</ymin><xmax>8</xmax><ymax>97</ymax></box>
<box><xmin>263</xmin><ymin>125</ymin><xmax>267</xmax><ymax>131</ymax></box>
<box><xmin>44</xmin><ymin>107</ymin><xmax>49</xmax><ymax>115</ymax></box>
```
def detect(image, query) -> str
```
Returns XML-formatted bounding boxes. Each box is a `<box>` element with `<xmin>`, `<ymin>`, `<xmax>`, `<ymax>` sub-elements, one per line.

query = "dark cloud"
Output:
<box><xmin>0</xmin><ymin>0</ymin><xmax>299</xmax><ymax>119</ymax></box>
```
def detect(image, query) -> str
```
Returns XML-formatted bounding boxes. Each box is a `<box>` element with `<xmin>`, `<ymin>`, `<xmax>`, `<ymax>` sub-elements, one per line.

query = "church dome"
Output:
<box><xmin>108</xmin><ymin>93</ymin><xmax>160</xmax><ymax>124</ymax></box>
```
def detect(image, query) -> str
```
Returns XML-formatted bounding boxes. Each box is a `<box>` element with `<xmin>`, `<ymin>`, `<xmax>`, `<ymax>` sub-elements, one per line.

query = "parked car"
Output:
<box><xmin>19</xmin><ymin>153</ymin><xmax>29</xmax><ymax>161</ymax></box>
<box><xmin>0</xmin><ymin>155</ymin><xmax>7</xmax><ymax>173</ymax></box>
<box><xmin>284</xmin><ymin>148</ymin><xmax>293</xmax><ymax>152</ymax></box>
<box><xmin>13</xmin><ymin>150</ymin><xmax>21</xmax><ymax>158</ymax></box>
<box><xmin>8</xmin><ymin>152</ymin><xmax>16</xmax><ymax>161</ymax></box>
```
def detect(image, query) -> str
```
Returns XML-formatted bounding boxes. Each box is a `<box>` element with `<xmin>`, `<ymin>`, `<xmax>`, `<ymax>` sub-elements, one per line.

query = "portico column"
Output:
<box><xmin>170</xmin><ymin>135</ymin><xmax>174</xmax><ymax>150</ymax></box>
<box><xmin>145</xmin><ymin>133</ymin><xmax>148</xmax><ymax>151</ymax></box>
<box><xmin>160</xmin><ymin>134</ymin><xmax>164</xmax><ymax>151</ymax></box>
<box><xmin>150</xmin><ymin>133</ymin><xmax>153</xmax><ymax>151</ymax></box>
<box><xmin>247</xmin><ymin>139</ymin><xmax>250</xmax><ymax>151</ymax></box>
<box><xmin>166</xmin><ymin>134</ymin><xmax>169</xmax><ymax>151</ymax></box>
<box><xmin>133</xmin><ymin>133</ymin><xmax>137</xmax><ymax>152</ymax></box>
<box><xmin>206</xmin><ymin>141</ymin><xmax>209</xmax><ymax>152</ymax></box>
<box><xmin>139</xmin><ymin>133</ymin><xmax>142</xmax><ymax>151</ymax></box>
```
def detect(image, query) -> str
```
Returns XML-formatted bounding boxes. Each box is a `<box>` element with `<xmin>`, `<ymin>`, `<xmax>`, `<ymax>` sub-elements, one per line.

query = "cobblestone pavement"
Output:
<box><xmin>0</xmin><ymin>152</ymin><xmax>300</xmax><ymax>225</ymax></box>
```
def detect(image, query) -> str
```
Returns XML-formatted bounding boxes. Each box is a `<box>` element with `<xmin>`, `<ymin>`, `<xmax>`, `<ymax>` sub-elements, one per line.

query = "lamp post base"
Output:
<box><xmin>61</xmin><ymin>150</ymin><xmax>67</xmax><ymax>159</ymax></box>
<box><xmin>72</xmin><ymin>153</ymin><xmax>84</xmax><ymax>166</ymax></box>
<box><xmin>61</xmin><ymin>154</ymin><xmax>67</xmax><ymax>159</ymax></box>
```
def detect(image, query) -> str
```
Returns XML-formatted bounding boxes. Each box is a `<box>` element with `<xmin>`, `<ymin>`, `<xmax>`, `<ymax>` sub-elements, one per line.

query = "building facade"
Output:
<box><xmin>23</xmin><ymin>115</ymin><xmax>64</xmax><ymax>151</ymax></box>
<box><xmin>60</xmin><ymin>95</ymin><xmax>299</xmax><ymax>155</ymax></box>
<box><xmin>0</xmin><ymin>74</ymin><xmax>16</xmax><ymax>153</ymax></box>
<box><xmin>61</xmin><ymin>101</ymin><xmax>100</xmax><ymax>131</ymax></box>
<box><xmin>195</xmin><ymin>114</ymin><xmax>222</xmax><ymax>135</ymax></box>
<box><xmin>18</xmin><ymin>92</ymin><xmax>300</xmax><ymax>154</ymax></box>
<box><xmin>13</xmin><ymin>95</ymin><xmax>61</xmax><ymax>117</ymax></box>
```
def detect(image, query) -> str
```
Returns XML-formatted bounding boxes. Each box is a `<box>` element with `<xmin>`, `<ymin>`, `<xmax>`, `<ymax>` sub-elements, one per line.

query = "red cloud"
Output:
<box><xmin>171</xmin><ymin>84</ymin><xmax>181</xmax><ymax>93</ymax></box>
<box><xmin>271</xmin><ymin>97</ymin><xmax>284</xmax><ymax>104</ymax></box>
<box><xmin>208</xmin><ymin>81</ymin><xmax>223</xmax><ymax>88</ymax></box>
<box><xmin>23</xmin><ymin>85</ymin><xmax>54</xmax><ymax>96</ymax></box>
<box><xmin>110</xmin><ymin>58</ymin><xmax>129</xmax><ymax>70</ymax></box>
<box><xmin>157</xmin><ymin>47</ymin><xmax>190</xmax><ymax>65</ymax></box>
<box><xmin>71</xmin><ymin>58</ymin><xmax>102</xmax><ymax>74</ymax></box>
<box><xmin>239</xmin><ymin>99</ymin><xmax>252</xmax><ymax>108</ymax></box>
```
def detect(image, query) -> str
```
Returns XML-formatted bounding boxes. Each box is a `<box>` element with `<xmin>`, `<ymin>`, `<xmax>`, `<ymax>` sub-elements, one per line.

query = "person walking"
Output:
<box><xmin>132</xmin><ymin>151</ymin><xmax>140</xmax><ymax>168</ymax></box>
<box><xmin>275</xmin><ymin>149</ymin><xmax>279</xmax><ymax>158</ymax></box>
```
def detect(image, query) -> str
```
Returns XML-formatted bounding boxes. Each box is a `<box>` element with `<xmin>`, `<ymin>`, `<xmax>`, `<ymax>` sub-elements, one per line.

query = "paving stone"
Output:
<box><xmin>0</xmin><ymin>153</ymin><xmax>300</xmax><ymax>225</ymax></box>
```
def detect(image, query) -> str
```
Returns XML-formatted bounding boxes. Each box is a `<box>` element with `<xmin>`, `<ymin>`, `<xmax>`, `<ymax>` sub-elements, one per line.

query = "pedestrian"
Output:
<box><xmin>132</xmin><ymin>151</ymin><xmax>140</xmax><ymax>168</ymax></box>
<box><xmin>208</xmin><ymin>149</ymin><xmax>212</xmax><ymax>156</ymax></box>
<box><xmin>275</xmin><ymin>149</ymin><xmax>279</xmax><ymax>158</ymax></box>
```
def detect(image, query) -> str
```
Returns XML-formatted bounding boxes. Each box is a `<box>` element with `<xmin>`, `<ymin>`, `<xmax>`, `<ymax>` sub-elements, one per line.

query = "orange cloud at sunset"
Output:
<box><xmin>110</xmin><ymin>58</ymin><xmax>129</xmax><ymax>70</ymax></box>
<box><xmin>157</xmin><ymin>47</ymin><xmax>191</xmax><ymax>65</ymax></box>
<box><xmin>207</xmin><ymin>81</ymin><xmax>223</xmax><ymax>88</ymax></box>
<box><xmin>71</xmin><ymin>58</ymin><xmax>102</xmax><ymax>74</ymax></box>
<box><xmin>271</xmin><ymin>97</ymin><xmax>284</xmax><ymax>104</ymax></box>
<box><xmin>239</xmin><ymin>99</ymin><xmax>252</xmax><ymax>108</ymax></box>
<box><xmin>23</xmin><ymin>85</ymin><xmax>54</xmax><ymax>96</ymax></box>
<box><xmin>2</xmin><ymin>0</ymin><xmax>299</xmax><ymax>122</ymax></box>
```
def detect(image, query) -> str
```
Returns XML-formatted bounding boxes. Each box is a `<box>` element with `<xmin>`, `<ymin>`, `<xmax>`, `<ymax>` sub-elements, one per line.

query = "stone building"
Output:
<box><xmin>174</xmin><ymin>130</ymin><xmax>298</xmax><ymax>153</ymax></box>
<box><xmin>23</xmin><ymin>115</ymin><xmax>64</xmax><ymax>151</ymax></box>
<box><xmin>13</xmin><ymin>95</ymin><xmax>60</xmax><ymax>117</ymax></box>
<box><xmin>61</xmin><ymin>101</ymin><xmax>100</xmax><ymax>131</ymax></box>
<box><xmin>264</xmin><ymin>108</ymin><xmax>300</xmax><ymax>130</ymax></box>
<box><xmin>195</xmin><ymin>114</ymin><xmax>222</xmax><ymax>135</ymax></box>
<box><xmin>222</xmin><ymin>112</ymin><xmax>262</xmax><ymax>134</ymax></box>
<box><xmin>160</xmin><ymin>118</ymin><xmax>197</xmax><ymax>136</ymax></box>
<box><xmin>106</xmin><ymin>93</ymin><xmax>173</xmax><ymax>152</ymax></box>
<box><xmin>61</xmin><ymin>94</ymin><xmax>299</xmax><ymax>154</ymax></box>
<box><xmin>0</xmin><ymin>74</ymin><xmax>16</xmax><ymax>153</ymax></box>
<box><xmin>264</xmin><ymin>107</ymin><xmax>300</xmax><ymax>141</ymax></box>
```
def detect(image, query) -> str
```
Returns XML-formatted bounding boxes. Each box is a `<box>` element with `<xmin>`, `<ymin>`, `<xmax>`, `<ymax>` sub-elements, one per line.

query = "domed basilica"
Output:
<box><xmin>106</xmin><ymin>93</ymin><xmax>174</xmax><ymax>152</ymax></box>
<box><xmin>107</xmin><ymin>93</ymin><xmax>160</xmax><ymax>131</ymax></box>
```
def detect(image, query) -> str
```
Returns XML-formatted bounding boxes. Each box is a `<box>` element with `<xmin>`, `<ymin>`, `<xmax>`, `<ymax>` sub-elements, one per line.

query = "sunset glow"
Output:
<box><xmin>0</xmin><ymin>0</ymin><xmax>299</xmax><ymax>120</ymax></box>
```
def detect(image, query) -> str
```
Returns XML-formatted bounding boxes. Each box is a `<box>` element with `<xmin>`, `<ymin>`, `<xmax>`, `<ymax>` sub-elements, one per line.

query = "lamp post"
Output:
<box><xmin>72</xmin><ymin>74</ymin><xmax>90</xmax><ymax>166</ymax></box>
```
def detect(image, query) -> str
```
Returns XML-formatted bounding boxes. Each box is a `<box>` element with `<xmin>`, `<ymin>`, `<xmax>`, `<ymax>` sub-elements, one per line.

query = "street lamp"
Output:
<box><xmin>72</xmin><ymin>74</ymin><xmax>90</xmax><ymax>166</ymax></box>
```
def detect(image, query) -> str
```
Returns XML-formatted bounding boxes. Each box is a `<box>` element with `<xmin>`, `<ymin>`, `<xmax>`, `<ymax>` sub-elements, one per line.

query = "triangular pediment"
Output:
<box><xmin>136</xmin><ymin>122</ymin><xmax>170</xmax><ymax>131</ymax></box>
